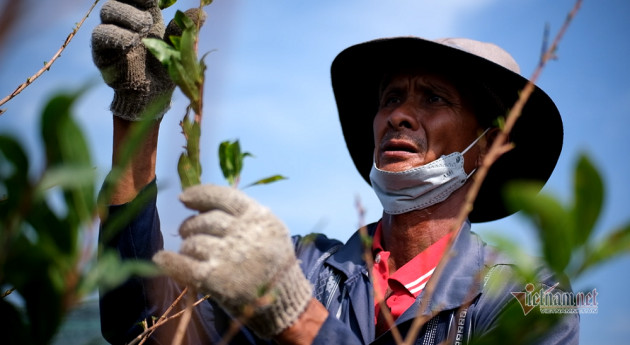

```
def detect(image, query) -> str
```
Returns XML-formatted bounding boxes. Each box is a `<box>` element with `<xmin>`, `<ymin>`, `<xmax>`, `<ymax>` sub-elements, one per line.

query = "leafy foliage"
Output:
<box><xmin>159</xmin><ymin>0</ymin><xmax>178</xmax><ymax>10</ymax></box>
<box><xmin>475</xmin><ymin>153</ymin><xmax>630</xmax><ymax>344</ymax></box>
<box><xmin>178</xmin><ymin>114</ymin><xmax>202</xmax><ymax>189</ymax></box>
<box><xmin>218</xmin><ymin>140</ymin><xmax>251</xmax><ymax>187</ymax></box>
<box><xmin>145</xmin><ymin>7</ymin><xmax>285</xmax><ymax>191</ymax></box>
<box><xmin>504</xmin><ymin>154</ymin><xmax>629</xmax><ymax>279</ymax></box>
<box><xmin>0</xmin><ymin>90</ymin><xmax>159</xmax><ymax>345</ymax></box>
<box><xmin>219</xmin><ymin>140</ymin><xmax>287</xmax><ymax>188</ymax></box>
<box><xmin>159</xmin><ymin>0</ymin><xmax>213</xmax><ymax>10</ymax></box>
<box><xmin>1</xmin><ymin>1</ymin><xmax>626</xmax><ymax>344</ymax></box>
<box><xmin>144</xmin><ymin>10</ymin><xmax>206</xmax><ymax>115</ymax></box>
<box><xmin>144</xmin><ymin>9</ymin><xmax>208</xmax><ymax>190</ymax></box>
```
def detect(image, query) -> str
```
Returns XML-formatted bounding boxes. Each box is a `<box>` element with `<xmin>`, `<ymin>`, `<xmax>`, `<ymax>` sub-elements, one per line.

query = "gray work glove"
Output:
<box><xmin>153</xmin><ymin>185</ymin><xmax>313</xmax><ymax>339</ymax></box>
<box><xmin>92</xmin><ymin>0</ymin><xmax>203</xmax><ymax>120</ymax></box>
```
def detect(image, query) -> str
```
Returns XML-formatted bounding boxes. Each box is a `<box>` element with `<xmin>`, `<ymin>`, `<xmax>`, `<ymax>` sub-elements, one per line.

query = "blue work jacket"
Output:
<box><xmin>99</xmin><ymin>182</ymin><xmax>579</xmax><ymax>344</ymax></box>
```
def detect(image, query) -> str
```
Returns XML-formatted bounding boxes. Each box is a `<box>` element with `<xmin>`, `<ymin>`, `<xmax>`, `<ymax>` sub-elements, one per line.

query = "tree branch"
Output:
<box><xmin>402</xmin><ymin>0</ymin><xmax>583</xmax><ymax>343</ymax></box>
<box><xmin>0</xmin><ymin>0</ymin><xmax>101</xmax><ymax>115</ymax></box>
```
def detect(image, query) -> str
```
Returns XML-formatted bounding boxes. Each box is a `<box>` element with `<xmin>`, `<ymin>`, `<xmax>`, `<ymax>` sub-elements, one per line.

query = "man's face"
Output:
<box><xmin>373</xmin><ymin>72</ymin><xmax>483</xmax><ymax>173</ymax></box>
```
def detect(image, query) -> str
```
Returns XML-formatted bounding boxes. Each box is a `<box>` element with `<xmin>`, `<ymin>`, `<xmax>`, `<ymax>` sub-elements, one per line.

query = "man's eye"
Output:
<box><xmin>382</xmin><ymin>95</ymin><xmax>401</xmax><ymax>107</ymax></box>
<box><xmin>427</xmin><ymin>94</ymin><xmax>444</xmax><ymax>103</ymax></box>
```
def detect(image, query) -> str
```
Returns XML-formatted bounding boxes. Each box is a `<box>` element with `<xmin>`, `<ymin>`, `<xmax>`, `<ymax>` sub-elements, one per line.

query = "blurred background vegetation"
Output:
<box><xmin>1</xmin><ymin>0</ymin><xmax>629</xmax><ymax>344</ymax></box>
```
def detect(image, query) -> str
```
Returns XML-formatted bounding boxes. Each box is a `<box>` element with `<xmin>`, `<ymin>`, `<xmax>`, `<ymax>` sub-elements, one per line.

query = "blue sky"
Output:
<box><xmin>1</xmin><ymin>0</ymin><xmax>628</xmax><ymax>343</ymax></box>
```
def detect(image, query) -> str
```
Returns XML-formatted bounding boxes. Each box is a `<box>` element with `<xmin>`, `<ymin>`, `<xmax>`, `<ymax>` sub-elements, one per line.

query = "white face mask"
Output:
<box><xmin>370</xmin><ymin>129</ymin><xmax>489</xmax><ymax>215</ymax></box>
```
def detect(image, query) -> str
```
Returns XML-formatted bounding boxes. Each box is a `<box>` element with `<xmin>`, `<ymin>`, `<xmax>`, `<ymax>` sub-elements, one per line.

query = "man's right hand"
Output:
<box><xmin>92</xmin><ymin>0</ymin><xmax>174</xmax><ymax>121</ymax></box>
<box><xmin>153</xmin><ymin>185</ymin><xmax>316</xmax><ymax>340</ymax></box>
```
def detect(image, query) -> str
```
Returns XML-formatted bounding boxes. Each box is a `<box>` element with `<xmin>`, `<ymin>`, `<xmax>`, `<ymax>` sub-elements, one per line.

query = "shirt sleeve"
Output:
<box><xmin>98</xmin><ymin>180</ymin><xmax>219</xmax><ymax>345</ymax></box>
<box><xmin>312</xmin><ymin>314</ymin><xmax>366</xmax><ymax>345</ymax></box>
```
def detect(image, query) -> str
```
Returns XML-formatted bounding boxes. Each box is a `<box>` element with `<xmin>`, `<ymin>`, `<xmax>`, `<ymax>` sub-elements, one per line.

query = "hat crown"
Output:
<box><xmin>434</xmin><ymin>38</ymin><xmax>521</xmax><ymax>74</ymax></box>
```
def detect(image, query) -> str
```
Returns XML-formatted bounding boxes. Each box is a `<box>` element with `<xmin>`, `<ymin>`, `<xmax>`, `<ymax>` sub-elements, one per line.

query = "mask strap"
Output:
<box><xmin>461</xmin><ymin>128</ymin><xmax>490</xmax><ymax>155</ymax></box>
<box><xmin>463</xmin><ymin>128</ymin><xmax>490</xmax><ymax>179</ymax></box>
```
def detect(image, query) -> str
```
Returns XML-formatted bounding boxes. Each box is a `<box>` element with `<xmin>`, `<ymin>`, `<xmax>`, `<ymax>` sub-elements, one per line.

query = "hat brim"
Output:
<box><xmin>331</xmin><ymin>37</ymin><xmax>563</xmax><ymax>222</ymax></box>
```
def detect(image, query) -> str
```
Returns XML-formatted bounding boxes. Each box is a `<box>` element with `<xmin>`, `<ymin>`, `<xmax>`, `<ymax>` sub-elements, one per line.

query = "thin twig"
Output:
<box><xmin>0</xmin><ymin>0</ymin><xmax>101</xmax><ymax>115</ymax></box>
<box><xmin>402</xmin><ymin>1</ymin><xmax>582</xmax><ymax>343</ymax></box>
<box><xmin>355</xmin><ymin>196</ymin><xmax>404</xmax><ymax>344</ymax></box>
<box><xmin>130</xmin><ymin>288</ymin><xmax>210</xmax><ymax>345</ymax></box>
<box><xmin>171</xmin><ymin>287</ymin><xmax>197</xmax><ymax>345</ymax></box>
<box><xmin>359</xmin><ymin>224</ymin><xmax>404</xmax><ymax>344</ymax></box>
<box><xmin>135</xmin><ymin>287</ymin><xmax>189</xmax><ymax>345</ymax></box>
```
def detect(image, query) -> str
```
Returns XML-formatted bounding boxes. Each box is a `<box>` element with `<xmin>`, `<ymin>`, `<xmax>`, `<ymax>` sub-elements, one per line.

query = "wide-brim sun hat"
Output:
<box><xmin>331</xmin><ymin>37</ymin><xmax>563</xmax><ymax>223</ymax></box>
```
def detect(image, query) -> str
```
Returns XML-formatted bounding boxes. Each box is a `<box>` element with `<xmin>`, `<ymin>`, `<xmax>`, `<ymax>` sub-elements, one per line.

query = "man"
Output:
<box><xmin>93</xmin><ymin>1</ymin><xmax>579</xmax><ymax>344</ymax></box>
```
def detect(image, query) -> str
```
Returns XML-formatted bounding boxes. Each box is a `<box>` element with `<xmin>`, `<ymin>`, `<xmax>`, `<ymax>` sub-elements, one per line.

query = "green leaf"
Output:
<box><xmin>40</xmin><ymin>90</ymin><xmax>95</xmax><ymax>227</ymax></box>
<box><xmin>177</xmin><ymin>115</ymin><xmax>202</xmax><ymax>190</ymax></box>
<box><xmin>201</xmin><ymin>0</ymin><xmax>214</xmax><ymax>6</ymax></box>
<box><xmin>505</xmin><ymin>181</ymin><xmax>573</xmax><ymax>274</ymax></box>
<box><xmin>143</xmin><ymin>38</ymin><xmax>180</xmax><ymax>65</ymax></box>
<box><xmin>178</xmin><ymin>24</ymin><xmax>202</xmax><ymax>113</ymax></box>
<box><xmin>158</xmin><ymin>0</ymin><xmax>177</xmax><ymax>10</ymax></box>
<box><xmin>40</xmin><ymin>91</ymin><xmax>89</xmax><ymax>166</ymax></box>
<box><xmin>180</xmin><ymin>26</ymin><xmax>201</xmax><ymax>82</ymax></box>
<box><xmin>145</xmin><ymin>30</ymin><xmax>202</xmax><ymax>111</ymax></box>
<box><xmin>0</xmin><ymin>136</ymin><xmax>28</xmax><ymax>179</ymax></box>
<box><xmin>482</xmin><ymin>232</ymin><xmax>538</xmax><ymax>284</ymax></box>
<box><xmin>26</xmin><ymin>199</ymin><xmax>71</xmax><ymax>256</ymax></box>
<box><xmin>199</xmin><ymin>51</ymin><xmax>212</xmax><ymax>75</ymax></box>
<box><xmin>579</xmin><ymin>222</ymin><xmax>630</xmax><ymax>275</ymax></box>
<box><xmin>572</xmin><ymin>154</ymin><xmax>603</xmax><ymax>247</ymax></box>
<box><xmin>36</xmin><ymin>165</ymin><xmax>96</xmax><ymax>198</ymax></box>
<box><xmin>183</xmin><ymin>118</ymin><xmax>201</xmax><ymax>161</ymax></box>
<box><xmin>169</xmin><ymin>35</ymin><xmax>182</xmax><ymax>50</ymax></box>
<box><xmin>245</xmin><ymin>175</ymin><xmax>288</xmax><ymax>188</ymax></box>
<box><xmin>29</xmin><ymin>164</ymin><xmax>95</xmax><ymax>256</ymax></box>
<box><xmin>79</xmin><ymin>250</ymin><xmax>161</xmax><ymax>296</ymax></box>
<box><xmin>470</xmin><ymin>288</ymin><xmax>564</xmax><ymax>345</ymax></box>
<box><xmin>0</xmin><ymin>135</ymin><xmax>30</xmax><ymax>215</ymax></box>
<box><xmin>178</xmin><ymin>153</ymin><xmax>200</xmax><ymax>190</ymax></box>
<box><xmin>21</xmin><ymin>274</ymin><xmax>65</xmax><ymax>344</ymax></box>
<box><xmin>233</xmin><ymin>144</ymin><xmax>249</xmax><ymax>180</ymax></box>
<box><xmin>219</xmin><ymin>140</ymin><xmax>252</xmax><ymax>187</ymax></box>
<box><xmin>219</xmin><ymin>141</ymin><xmax>235</xmax><ymax>185</ymax></box>
<box><xmin>3</xmin><ymin>228</ymin><xmax>67</xmax><ymax>344</ymax></box>
<box><xmin>174</xmin><ymin>10</ymin><xmax>195</xmax><ymax>30</ymax></box>
<box><xmin>167</xmin><ymin>60</ymin><xmax>199</xmax><ymax>107</ymax></box>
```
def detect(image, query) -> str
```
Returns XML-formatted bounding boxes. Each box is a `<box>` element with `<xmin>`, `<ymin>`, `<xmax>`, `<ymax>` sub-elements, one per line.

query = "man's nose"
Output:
<box><xmin>388</xmin><ymin>103</ymin><xmax>419</xmax><ymax>130</ymax></box>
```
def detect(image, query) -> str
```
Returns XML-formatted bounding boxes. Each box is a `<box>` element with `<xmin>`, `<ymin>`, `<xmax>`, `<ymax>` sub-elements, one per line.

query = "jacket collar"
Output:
<box><xmin>397</xmin><ymin>220</ymin><xmax>486</xmax><ymax>324</ymax></box>
<box><xmin>326</xmin><ymin>220</ymin><xmax>487</xmax><ymax>320</ymax></box>
<box><xmin>326</xmin><ymin>222</ymin><xmax>379</xmax><ymax>279</ymax></box>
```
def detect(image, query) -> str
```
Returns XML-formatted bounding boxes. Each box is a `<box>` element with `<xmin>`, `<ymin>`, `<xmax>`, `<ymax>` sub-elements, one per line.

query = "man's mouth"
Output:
<box><xmin>381</xmin><ymin>139</ymin><xmax>419</xmax><ymax>154</ymax></box>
